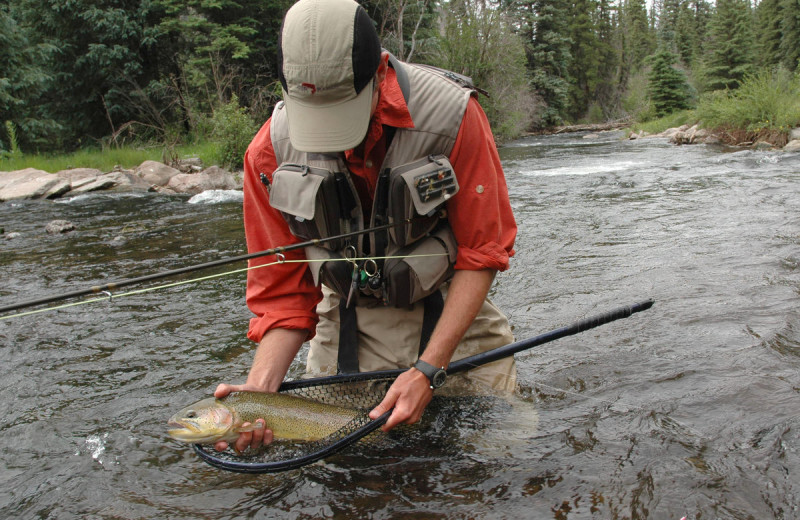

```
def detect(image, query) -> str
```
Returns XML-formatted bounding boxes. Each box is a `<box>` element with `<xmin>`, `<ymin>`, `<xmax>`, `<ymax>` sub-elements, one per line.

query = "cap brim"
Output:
<box><xmin>283</xmin><ymin>83</ymin><xmax>374</xmax><ymax>153</ymax></box>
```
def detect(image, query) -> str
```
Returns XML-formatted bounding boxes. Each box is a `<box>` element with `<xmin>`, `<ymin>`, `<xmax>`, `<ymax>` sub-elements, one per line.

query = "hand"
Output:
<box><xmin>212</xmin><ymin>383</ymin><xmax>274</xmax><ymax>453</ymax></box>
<box><xmin>368</xmin><ymin>368</ymin><xmax>433</xmax><ymax>432</ymax></box>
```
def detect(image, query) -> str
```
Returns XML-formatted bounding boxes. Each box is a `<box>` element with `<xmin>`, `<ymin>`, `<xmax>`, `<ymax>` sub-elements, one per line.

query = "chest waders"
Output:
<box><xmin>265</xmin><ymin>54</ymin><xmax>478</xmax><ymax>373</ymax></box>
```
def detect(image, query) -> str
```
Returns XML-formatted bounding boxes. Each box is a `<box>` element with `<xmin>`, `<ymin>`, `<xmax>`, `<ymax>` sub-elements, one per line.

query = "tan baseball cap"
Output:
<box><xmin>278</xmin><ymin>0</ymin><xmax>382</xmax><ymax>152</ymax></box>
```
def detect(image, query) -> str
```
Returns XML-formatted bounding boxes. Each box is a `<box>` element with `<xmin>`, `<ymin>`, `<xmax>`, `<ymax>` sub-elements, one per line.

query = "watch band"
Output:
<box><xmin>413</xmin><ymin>359</ymin><xmax>447</xmax><ymax>389</ymax></box>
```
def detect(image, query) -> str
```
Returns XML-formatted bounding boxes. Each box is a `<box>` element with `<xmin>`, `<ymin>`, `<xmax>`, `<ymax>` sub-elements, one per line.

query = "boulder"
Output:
<box><xmin>55</xmin><ymin>168</ymin><xmax>103</xmax><ymax>184</ymax></box>
<box><xmin>175</xmin><ymin>157</ymin><xmax>204</xmax><ymax>173</ymax></box>
<box><xmin>784</xmin><ymin>139</ymin><xmax>800</xmax><ymax>153</ymax></box>
<box><xmin>789</xmin><ymin>128</ymin><xmax>800</xmax><ymax>141</ymax></box>
<box><xmin>166</xmin><ymin>166</ymin><xmax>240</xmax><ymax>194</ymax></box>
<box><xmin>0</xmin><ymin>169</ymin><xmax>71</xmax><ymax>201</ymax></box>
<box><xmin>135</xmin><ymin>161</ymin><xmax>181</xmax><ymax>187</ymax></box>
<box><xmin>102</xmin><ymin>170</ymin><xmax>152</xmax><ymax>191</ymax></box>
<box><xmin>660</xmin><ymin>127</ymin><xmax>683</xmax><ymax>139</ymax></box>
<box><xmin>69</xmin><ymin>176</ymin><xmax>118</xmax><ymax>194</ymax></box>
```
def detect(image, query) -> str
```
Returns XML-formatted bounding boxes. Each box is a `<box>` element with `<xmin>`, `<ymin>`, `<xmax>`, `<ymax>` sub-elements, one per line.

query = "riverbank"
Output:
<box><xmin>2</xmin><ymin>120</ymin><xmax>799</xmax><ymax>204</ymax></box>
<box><xmin>0</xmin><ymin>160</ymin><xmax>242</xmax><ymax>203</ymax></box>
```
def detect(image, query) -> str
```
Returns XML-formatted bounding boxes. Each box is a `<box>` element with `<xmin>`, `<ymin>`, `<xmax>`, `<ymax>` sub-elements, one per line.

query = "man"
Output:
<box><xmin>214</xmin><ymin>0</ymin><xmax>518</xmax><ymax>453</ymax></box>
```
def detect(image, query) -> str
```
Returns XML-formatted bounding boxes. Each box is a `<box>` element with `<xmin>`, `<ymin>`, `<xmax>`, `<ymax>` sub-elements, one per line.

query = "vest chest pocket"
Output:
<box><xmin>269</xmin><ymin>164</ymin><xmax>357</xmax><ymax>251</ymax></box>
<box><xmin>387</xmin><ymin>155</ymin><xmax>459</xmax><ymax>247</ymax></box>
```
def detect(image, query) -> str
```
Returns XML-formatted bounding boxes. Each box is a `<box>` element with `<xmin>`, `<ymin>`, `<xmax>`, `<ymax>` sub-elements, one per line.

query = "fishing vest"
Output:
<box><xmin>266</xmin><ymin>56</ymin><xmax>477</xmax><ymax>313</ymax></box>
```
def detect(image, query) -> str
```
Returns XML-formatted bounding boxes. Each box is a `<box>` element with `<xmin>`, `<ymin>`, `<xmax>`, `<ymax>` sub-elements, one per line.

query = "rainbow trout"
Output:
<box><xmin>167</xmin><ymin>391</ymin><xmax>361</xmax><ymax>444</ymax></box>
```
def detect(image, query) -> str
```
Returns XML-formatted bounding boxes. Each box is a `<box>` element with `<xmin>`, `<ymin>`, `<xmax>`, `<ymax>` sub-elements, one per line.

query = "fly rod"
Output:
<box><xmin>0</xmin><ymin>219</ymin><xmax>415</xmax><ymax>314</ymax></box>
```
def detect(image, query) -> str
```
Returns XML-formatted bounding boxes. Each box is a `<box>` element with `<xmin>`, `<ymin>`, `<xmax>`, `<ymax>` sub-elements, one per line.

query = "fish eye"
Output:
<box><xmin>186</xmin><ymin>410</ymin><xmax>197</xmax><ymax>418</ymax></box>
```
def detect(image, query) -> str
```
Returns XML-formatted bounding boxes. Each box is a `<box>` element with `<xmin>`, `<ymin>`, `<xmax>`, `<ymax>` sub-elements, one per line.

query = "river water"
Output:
<box><xmin>1</xmin><ymin>132</ymin><xmax>799</xmax><ymax>519</ymax></box>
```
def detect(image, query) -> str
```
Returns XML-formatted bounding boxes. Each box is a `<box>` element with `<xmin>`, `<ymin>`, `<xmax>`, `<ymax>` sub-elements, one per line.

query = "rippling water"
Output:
<box><xmin>1</xmin><ymin>133</ymin><xmax>799</xmax><ymax>519</ymax></box>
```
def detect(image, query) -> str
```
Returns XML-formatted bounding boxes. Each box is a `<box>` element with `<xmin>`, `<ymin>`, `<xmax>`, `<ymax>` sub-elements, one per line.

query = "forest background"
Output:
<box><xmin>1</xmin><ymin>0</ymin><xmax>799</xmax><ymax>170</ymax></box>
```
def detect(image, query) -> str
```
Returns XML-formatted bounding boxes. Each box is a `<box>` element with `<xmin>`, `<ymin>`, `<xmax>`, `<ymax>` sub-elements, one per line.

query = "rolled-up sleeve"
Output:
<box><xmin>447</xmin><ymin>96</ymin><xmax>517</xmax><ymax>271</ymax></box>
<box><xmin>243</xmin><ymin>120</ymin><xmax>323</xmax><ymax>342</ymax></box>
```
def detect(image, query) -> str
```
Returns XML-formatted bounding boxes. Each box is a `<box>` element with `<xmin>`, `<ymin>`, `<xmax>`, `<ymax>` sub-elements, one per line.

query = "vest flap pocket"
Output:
<box><xmin>269</xmin><ymin>166</ymin><xmax>324</xmax><ymax>221</ymax></box>
<box><xmin>398</xmin><ymin>155</ymin><xmax>459</xmax><ymax>216</ymax></box>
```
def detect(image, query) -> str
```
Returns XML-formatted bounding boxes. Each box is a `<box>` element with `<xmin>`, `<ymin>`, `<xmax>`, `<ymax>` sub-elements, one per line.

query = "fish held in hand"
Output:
<box><xmin>167</xmin><ymin>391</ymin><xmax>361</xmax><ymax>444</ymax></box>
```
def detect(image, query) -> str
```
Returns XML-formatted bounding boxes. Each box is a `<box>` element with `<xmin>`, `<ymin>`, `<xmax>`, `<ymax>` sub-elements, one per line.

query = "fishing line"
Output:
<box><xmin>0</xmin><ymin>252</ymin><xmax>450</xmax><ymax>321</ymax></box>
<box><xmin>0</xmin><ymin>218</ymin><xmax>420</xmax><ymax>315</ymax></box>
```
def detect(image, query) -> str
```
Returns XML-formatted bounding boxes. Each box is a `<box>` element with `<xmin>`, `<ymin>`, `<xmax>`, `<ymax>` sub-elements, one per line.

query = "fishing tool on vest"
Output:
<box><xmin>190</xmin><ymin>299</ymin><xmax>654</xmax><ymax>473</ymax></box>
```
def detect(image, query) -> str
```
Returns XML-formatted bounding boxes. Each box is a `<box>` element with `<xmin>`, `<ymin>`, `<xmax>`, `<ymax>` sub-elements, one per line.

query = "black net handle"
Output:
<box><xmin>194</xmin><ymin>298</ymin><xmax>653</xmax><ymax>473</ymax></box>
<box><xmin>448</xmin><ymin>298</ymin><xmax>654</xmax><ymax>374</ymax></box>
<box><xmin>279</xmin><ymin>298</ymin><xmax>654</xmax><ymax>386</ymax></box>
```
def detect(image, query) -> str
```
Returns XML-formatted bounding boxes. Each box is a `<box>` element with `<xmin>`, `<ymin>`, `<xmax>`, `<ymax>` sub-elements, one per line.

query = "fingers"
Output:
<box><xmin>213</xmin><ymin>419</ymin><xmax>274</xmax><ymax>454</ymax></box>
<box><xmin>214</xmin><ymin>383</ymin><xmax>243</xmax><ymax>399</ymax></box>
<box><xmin>369</xmin><ymin>389</ymin><xmax>397</xmax><ymax>420</ymax></box>
<box><xmin>369</xmin><ymin>372</ymin><xmax>433</xmax><ymax>432</ymax></box>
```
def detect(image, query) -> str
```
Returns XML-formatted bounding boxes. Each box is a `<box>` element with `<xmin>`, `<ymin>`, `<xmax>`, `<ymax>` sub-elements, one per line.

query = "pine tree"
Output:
<box><xmin>511</xmin><ymin>0</ymin><xmax>572</xmax><ymax>126</ymax></box>
<box><xmin>779</xmin><ymin>0</ymin><xmax>800</xmax><ymax>70</ymax></box>
<box><xmin>593</xmin><ymin>0</ymin><xmax>620</xmax><ymax>117</ymax></box>
<box><xmin>565</xmin><ymin>0</ymin><xmax>600</xmax><ymax>120</ymax></box>
<box><xmin>648</xmin><ymin>47</ymin><xmax>693</xmax><ymax>115</ymax></box>
<box><xmin>704</xmin><ymin>0</ymin><xmax>756</xmax><ymax>91</ymax></box>
<box><xmin>755</xmin><ymin>0</ymin><xmax>784</xmax><ymax>68</ymax></box>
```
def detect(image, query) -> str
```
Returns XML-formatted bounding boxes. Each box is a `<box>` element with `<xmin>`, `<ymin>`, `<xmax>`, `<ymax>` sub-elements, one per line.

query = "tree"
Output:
<box><xmin>704</xmin><ymin>0</ymin><xmax>756</xmax><ymax>91</ymax></box>
<box><xmin>12</xmin><ymin>0</ymin><xmax>161</xmax><ymax>151</ymax></box>
<box><xmin>511</xmin><ymin>0</ymin><xmax>572</xmax><ymax>126</ymax></box>
<box><xmin>648</xmin><ymin>47</ymin><xmax>693</xmax><ymax>115</ymax></box>
<box><xmin>152</xmin><ymin>0</ymin><xmax>293</xmax><ymax>126</ymax></box>
<box><xmin>565</xmin><ymin>0</ymin><xmax>600</xmax><ymax>120</ymax></box>
<box><xmin>596</xmin><ymin>0</ymin><xmax>621</xmax><ymax>116</ymax></box>
<box><xmin>435</xmin><ymin>0</ymin><xmax>539</xmax><ymax>139</ymax></box>
<box><xmin>368</xmin><ymin>0</ymin><xmax>439</xmax><ymax>62</ymax></box>
<box><xmin>778</xmin><ymin>0</ymin><xmax>800</xmax><ymax>71</ymax></box>
<box><xmin>0</xmin><ymin>5</ymin><xmax>56</xmax><ymax>151</ymax></box>
<box><xmin>619</xmin><ymin>0</ymin><xmax>656</xmax><ymax>75</ymax></box>
<box><xmin>756</xmin><ymin>0</ymin><xmax>785</xmax><ymax>68</ymax></box>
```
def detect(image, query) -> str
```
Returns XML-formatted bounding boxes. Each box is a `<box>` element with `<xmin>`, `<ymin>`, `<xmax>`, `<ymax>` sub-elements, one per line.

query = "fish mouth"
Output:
<box><xmin>166</xmin><ymin>420</ymin><xmax>225</xmax><ymax>444</ymax></box>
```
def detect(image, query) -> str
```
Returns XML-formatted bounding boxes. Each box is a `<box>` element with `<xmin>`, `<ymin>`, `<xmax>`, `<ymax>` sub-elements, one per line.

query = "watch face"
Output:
<box><xmin>432</xmin><ymin>370</ymin><xmax>447</xmax><ymax>388</ymax></box>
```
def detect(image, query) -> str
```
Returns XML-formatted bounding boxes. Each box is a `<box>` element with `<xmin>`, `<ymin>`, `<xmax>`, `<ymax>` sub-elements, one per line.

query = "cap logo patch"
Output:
<box><xmin>301</xmin><ymin>82</ymin><xmax>317</xmax><ymax>94</ymax></box>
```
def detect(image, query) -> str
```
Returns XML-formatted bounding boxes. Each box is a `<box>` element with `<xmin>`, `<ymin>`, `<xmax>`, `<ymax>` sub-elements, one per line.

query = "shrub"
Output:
<box><xmin>210</xmin><ymin>94</ymin><xmax>258</xmax><ymax>170</ymax></box>
<box><xmin>696</xmin><ymin>66</ymin><xmax>800</xmax><ymax>133</ymax></box>
<box><xmin>1</xmin><ymin>121</ymin><xmax>23</xmax><ymax>160</ymax></box>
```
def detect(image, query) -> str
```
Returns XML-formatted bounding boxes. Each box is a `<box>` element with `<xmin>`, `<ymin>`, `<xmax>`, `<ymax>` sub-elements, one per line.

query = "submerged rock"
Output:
<box><xmin>45</xmin><ymin>220</ymin><xmax>76</xmax><ymax>234</ymax></box>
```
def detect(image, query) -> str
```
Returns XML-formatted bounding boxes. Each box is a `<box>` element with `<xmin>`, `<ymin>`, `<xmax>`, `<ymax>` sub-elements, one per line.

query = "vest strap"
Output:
<box><xmin>418</xmin><ymin>289</ymin><xmax>444</xmax><ymax>356</ymax></box>
<box><xmin>337</xmin><ymin>299</ymin><xmax>360</xmax><ymax>374</ymax></box>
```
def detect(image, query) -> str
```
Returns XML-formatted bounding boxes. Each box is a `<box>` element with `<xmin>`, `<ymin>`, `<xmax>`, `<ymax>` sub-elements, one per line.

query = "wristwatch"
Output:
<box><xmin>413</xmin><ymin>359</ymin><xmax>447</xmax><ymax>389</ymax></box>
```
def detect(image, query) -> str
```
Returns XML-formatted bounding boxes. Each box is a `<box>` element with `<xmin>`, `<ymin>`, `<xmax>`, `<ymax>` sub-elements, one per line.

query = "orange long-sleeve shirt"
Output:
<box><xmin>242</xmin><ymin>68</ymin><xmax>517</xmax><ymax>343</ymax></box>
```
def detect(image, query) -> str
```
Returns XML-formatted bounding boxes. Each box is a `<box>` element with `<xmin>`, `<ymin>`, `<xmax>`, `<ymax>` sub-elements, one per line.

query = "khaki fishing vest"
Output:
<box><xmin>268</xmin><ymin>59</ymin><xmax>474</xmax><ymax>309</ymax></box>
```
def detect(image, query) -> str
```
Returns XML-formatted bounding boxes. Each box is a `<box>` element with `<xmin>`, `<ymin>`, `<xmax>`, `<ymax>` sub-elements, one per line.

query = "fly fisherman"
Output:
<box><xmin>215</xmin><ymin>0</ymin><xmax>518</xmax><ymax>453</ymax></box>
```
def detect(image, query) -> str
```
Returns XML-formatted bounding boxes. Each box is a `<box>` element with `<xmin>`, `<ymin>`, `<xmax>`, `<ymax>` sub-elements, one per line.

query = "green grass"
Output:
<box><xmin>0</xmin><ymin>141</ymin><xmax>221</xmax><ymax>174</ymax></box>
<box><xmin>629</xmin><ymin>109</ymin><xmax>698</xmax><ymax>136</ymax></box>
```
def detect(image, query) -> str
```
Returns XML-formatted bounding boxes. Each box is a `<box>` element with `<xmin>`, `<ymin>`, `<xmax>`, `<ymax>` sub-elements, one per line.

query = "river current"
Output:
<box><xmin>1</xmin><ymin>131</ymin><xmax>799</xmax><ymax>519</ymax></box>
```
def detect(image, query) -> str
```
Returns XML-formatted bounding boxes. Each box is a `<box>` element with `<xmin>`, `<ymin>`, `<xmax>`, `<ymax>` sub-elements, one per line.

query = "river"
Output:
<box><xmin>1</xmin><ymin>131</ymin><xmax>799</xmax><ymax>519</ymax></box>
